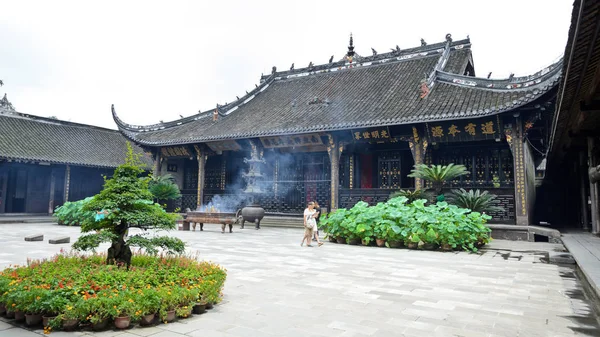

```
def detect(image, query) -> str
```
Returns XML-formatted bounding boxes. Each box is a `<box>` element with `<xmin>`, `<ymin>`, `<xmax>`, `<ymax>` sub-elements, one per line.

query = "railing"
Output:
<box><xmin>339</xmin><ymin>188</ymin><xmax>401</xmax><ymax>208</ymax></box>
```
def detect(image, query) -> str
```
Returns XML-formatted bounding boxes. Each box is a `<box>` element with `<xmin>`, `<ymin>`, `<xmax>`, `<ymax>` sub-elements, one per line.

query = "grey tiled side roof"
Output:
<box><xmin>0</xmin><ymin>113</ymin><xmax>152</xmax><ymax>168</ymax></box>
<box><xmin>114</xmin><ymin>38</ymin><xmax>562</xmax><ymax>146</ymax></box>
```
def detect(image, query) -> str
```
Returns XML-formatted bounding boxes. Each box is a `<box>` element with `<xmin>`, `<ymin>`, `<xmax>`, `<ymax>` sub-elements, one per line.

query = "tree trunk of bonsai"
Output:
<box><xmin>107</xmin><ymin>222</ymin><xmax>132</xmax><ymax>269</ymax></box>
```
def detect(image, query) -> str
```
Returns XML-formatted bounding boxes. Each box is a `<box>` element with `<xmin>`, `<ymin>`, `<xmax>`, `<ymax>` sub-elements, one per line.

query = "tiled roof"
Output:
<box><xmin>0</xmin><ymin>112</ymin><xmax>152</xmax><ymax>168</ymax></box>
<box><xmin>114</xmin><ymin>37</ymin><xmax>562</xmax><ymax>146</ymax></box>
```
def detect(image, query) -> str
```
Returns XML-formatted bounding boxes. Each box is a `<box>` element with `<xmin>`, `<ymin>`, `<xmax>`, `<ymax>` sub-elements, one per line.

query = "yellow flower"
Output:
<box><xmin>36</xmin><ymin>296</ymin><xmax>41</xmax><ymax>300</ymax></box>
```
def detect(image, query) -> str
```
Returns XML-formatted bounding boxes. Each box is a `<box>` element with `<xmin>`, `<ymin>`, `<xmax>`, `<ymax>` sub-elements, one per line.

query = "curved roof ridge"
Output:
<box><xmin>266</xmin><ymin>37</ymin><xmax>471</xmax><ymax>81</ymax></box>
<box><xmin>112</xmin><ymin>73</ymin><xmax>278</xmax><ymax>132</ymax></box>
<box><xmin>435</xmin><ymin>58</ymin><xmax>563</xmax><ymax>90</ymax></box>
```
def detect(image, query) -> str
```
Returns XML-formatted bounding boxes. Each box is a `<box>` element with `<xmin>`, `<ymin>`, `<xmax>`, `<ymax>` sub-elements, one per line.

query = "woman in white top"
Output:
<box><xmin>301</xmin><ymin>201</ymin><xmax>322</xmax><ymax>247</ymax></box>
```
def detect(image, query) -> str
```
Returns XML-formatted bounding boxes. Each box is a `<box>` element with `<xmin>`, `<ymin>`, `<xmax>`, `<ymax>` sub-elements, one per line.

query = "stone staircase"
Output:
<box><xmin>260</xmin><ymin>215</ymin><xmax>304</xmax><ymax>228</ymax></box>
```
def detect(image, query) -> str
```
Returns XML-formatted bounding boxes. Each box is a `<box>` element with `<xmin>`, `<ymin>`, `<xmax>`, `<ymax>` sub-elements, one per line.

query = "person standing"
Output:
<box><xmin>313</xmin><ymin>201</ymin><xmax>321</xmax><ymax>242</ymax></box>
<box><xmin>301</xmin><ymin>202</ymin><xmax>321</xmax><ymax>247</ymax></box>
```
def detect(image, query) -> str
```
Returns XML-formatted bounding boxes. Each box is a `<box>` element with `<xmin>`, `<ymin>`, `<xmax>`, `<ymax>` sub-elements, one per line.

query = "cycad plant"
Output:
<box><xmin>447</xmin><ymin>188</ymin><xmax>504</xmax><ymax>213</ymax></box>
<box><xmin>408</xmin><ymin>164</ymin><xmax>469</xmax><ymax>196</ymax></box>
<box><xmin>389</xmin><ymin>189</ymin><xmax>429</xmax><ymax>203</ymax></box>
<box><xmin>149</xmin><ymin>173</ymin><xmax>181</xmax><ymax>202</ymax></box>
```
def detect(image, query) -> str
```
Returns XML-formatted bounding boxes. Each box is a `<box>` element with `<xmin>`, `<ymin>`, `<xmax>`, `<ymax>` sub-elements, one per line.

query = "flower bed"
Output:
<box><xmin>0</xmin><ymin>251</ymin><xmax>226</xmax><ymax>333</ymax></box>
<box><xmin>321</xmin><ymin>197</ymin><xmax>491</xmax><ymax>252</ymax></box>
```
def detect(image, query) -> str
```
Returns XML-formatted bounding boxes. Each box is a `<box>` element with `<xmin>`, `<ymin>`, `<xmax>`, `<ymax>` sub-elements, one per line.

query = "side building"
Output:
<box><xmin>114</xmin><ymin>35</ymin><xmax>560</xmax><ymax>226</ymax></box>
<box><xmin>0</xmin><ymin>95</ymin><xmax>151</xmax><ymax>214</ymax></box>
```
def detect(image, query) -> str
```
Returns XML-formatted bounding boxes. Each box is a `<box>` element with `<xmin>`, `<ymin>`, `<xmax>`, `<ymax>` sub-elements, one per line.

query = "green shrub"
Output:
<box><xmin>447</xmin><ymin>188</ymin><xmax>503</xmax><ymax>213</ymax></box>
<box><xmin>54</xmin><ymin>197</ymin><xmax>95</xmax><ymax>226</ymax></box>
<box><xmin>321</xmin><ymin>196</ymin><xmax>491</xmax><ymax>252</ymax></box>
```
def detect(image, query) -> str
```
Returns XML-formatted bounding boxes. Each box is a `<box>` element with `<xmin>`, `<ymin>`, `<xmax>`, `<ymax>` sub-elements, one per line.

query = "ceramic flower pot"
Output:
<box><xmin>205</xmin><ymin>302</ymin><xmax>214</xmax><ymax>310</ymax></box>
<box><xmin>165</xmin><ymin>310</ymin><xmax>176</xmax><ymax>322</ymax></box>
<box><xmin>336</xmin><ymin>237</ymin><xmax>346</xmax><ymax>244</ymax></box>
<box><xmin>375</xmin><ymin>239</ymin><xmax>386</xmax><ymax>247</ymax></box>
<box><xmin>114</xmin><ymin>316</ymin><xmax>131</xmax><ymax>329</ymax></box>
<box><xmin>407</xmin><ymin>242</ymin><xmax>419</xmax><ymax>250</ymax></box>
<box><xmin>177</xmin><ymin>306</ymin><xmax>192</xmax><ymax>318</ymax></box>
<box><xmin>92</xmin><ymin>317</ymin><xmax>110</xmax><ymax>331</ymax></box>
<box><xmin>348</xmin><ymin>238</ymin><xmax>360</xmax><ymax>245</ymax></box>
<box><xmin>25</xmin><ymin>313</ymin><xmax>43</xmax><ymax>326</ymax></box>
<box><xmin>42</xmin><ymin>315</ymin><xmax>57</xmax><ymax>327</ymax></box>
<box><xmin>140</xmin><ymin>313</ymin><xmax>156</xmax><ymax>326</ymax></box>
<box><xmin>441</xmin><ymin>243</ymin><xmax>452</xmax><ymax>251</ymax></box>
<box><xmin>14</xmin><ymin>310</ymin><xmax>25</xmax><ymax>322</ymax></box>
<box><xmin>422</xmin><ymin>243</ymin><xmax>438</xmax><ymax>250</ymax></box>
<box><xmin>388</xmin><ymin>241</ymin><xmax>403</xmax><ymax>248</ymax></box>
<box><xmin>193</xmin><ymin>303</ymin><xmax>207</xmax><ymax>315</ymax></box>
<box><xmin>62</xmin><ymin>318</ymin><xmax>79</xmax><ymax>331</ymax></box>
<box><xmin>361</xmin><ymin>239</ymin><xmax>372</xmax><ymax>246</ymax></box>
<box><xmin>328</xmin><ymin>236</ymin><xmax>337</xmax><ymax>243</ymax></box>
<box><xmin>5</xmin><ymin>310</ymin><xmax>15</xmax><ymax>319</ymax></box>
<box><xmin>0</xmin><ymin>303</ymin><xmax>6</xmax><ymax>316</ymax></box>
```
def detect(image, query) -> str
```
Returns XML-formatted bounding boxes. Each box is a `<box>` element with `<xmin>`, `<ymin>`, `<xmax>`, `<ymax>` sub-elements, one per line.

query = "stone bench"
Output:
<box><xmin>49</xmin><ymin>237</ymin><xmax>70</xmax><ymax>244</ymax></box>
<box><xmin>24</xmin><ymin>234</ymin><xmax>44</xmax><ymax>242</ymax></box>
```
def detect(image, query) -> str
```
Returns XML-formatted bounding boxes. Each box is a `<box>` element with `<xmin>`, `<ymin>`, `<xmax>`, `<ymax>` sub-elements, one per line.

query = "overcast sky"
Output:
<box><xmin>0</xmin><ymin>0</ymin><xmax>573</xmax><ymax>129</ymax></box>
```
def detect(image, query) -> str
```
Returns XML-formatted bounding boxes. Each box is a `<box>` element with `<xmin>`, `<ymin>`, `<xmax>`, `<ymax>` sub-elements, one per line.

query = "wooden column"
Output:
<box><xmin>580</xmin><ymin>151</ymin><xmax>590</xmax><ymax>230</ymax></box>
<box><xmin>48</xmin><ymin>169</ymin><xmax>56</xmax><ymax>214</ymax></box>
<box><xmin>349</xmin><ymin>155</ymin><xmax>354</xmax><ymax>189</ymax></box>
<box><xmin>505</xmin><ymin>116</ymin><xmax>528</xmax><ymax>226</ymax></box>
<box><xmin>327</xmin><ymin>134</ymin><xmax>343</xmax><ymax>211</ymax></box>
<box><xmin>153</xmin><ymin>149</ymin><xmax>162</xmax><ymax>176</ymax></box>
<box><xmin>274</xmin><ymin>157</ymin><xmax>279</xmax><ymax>199</ymax></box>
<box><xmin>588</xmin><ymin>137</ymin><xmax>599</xmax><ymax>234</ymax></box>
<box><xmin>408</xmin><ymin>126</ymin><xmax>428</xmax><ymax>190</ymax></box>
<box><xmin>194</xmin><ymin>144</ymin><xmax>206</xmax><ymax>210</ymax></box>
<box><xmin>220</xmin><ymin>153</ymin><xmax>227</xmax><ymax>190</ymax></box>
<box><xmin>63</xmin><ymin>165</ymin><xmax>71</xmax><ymax>203</ymax></box>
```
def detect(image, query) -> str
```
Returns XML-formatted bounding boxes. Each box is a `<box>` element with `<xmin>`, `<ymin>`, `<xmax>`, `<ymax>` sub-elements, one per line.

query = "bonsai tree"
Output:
<box><xmin>72</xmin><ymin>143</ymin><xmax>185</xmax><ymax>268</ymax></box>
<box><xmin>149</xmin><ymin>173</ymin><xmax>181</xmax><ymax>203</ymax></box>
<box><xmin>408</xmin><ymin>164</ymin><xmax>468</xmax><ymax>197</ymax></box>
<box><xmin>447</xmin><ymin>188</ymin><xmax>504</xmax><ymax>213</ymax></box>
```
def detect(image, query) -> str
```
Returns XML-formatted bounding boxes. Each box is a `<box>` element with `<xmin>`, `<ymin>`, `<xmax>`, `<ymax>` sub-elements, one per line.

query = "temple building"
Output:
<box><xmin>0</xmin><ymin>95</ymin><xmax>150</xmax><ymax>214</ymax></box>
<box><xmin>114</xmin><ymin>34</ymin><xmax>561</xmax><ymax>226</ymax></box>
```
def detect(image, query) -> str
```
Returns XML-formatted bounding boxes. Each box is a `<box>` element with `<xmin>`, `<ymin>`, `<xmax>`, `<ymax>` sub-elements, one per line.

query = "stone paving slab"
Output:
<box><xmin>0</xmin><ymin>223</ymin><xmax>598</xmax><ymax>336</ymax></box>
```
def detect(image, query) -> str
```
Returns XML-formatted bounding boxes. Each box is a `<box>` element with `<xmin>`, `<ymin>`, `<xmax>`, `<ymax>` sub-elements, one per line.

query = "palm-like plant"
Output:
<box><xmin>408</xmin><ymin>164</ymin><xmax>469</xmax><ymax>195</ymax></box>
<box><xmin>447</xmin><ymin>188</ymin><xmax>504</xmax><ymax>213</ymax></box>
<box><xmin>149</xmin><ymin>173</ymin><xmax>181</xmax><ymax>201</ymax></box>
<box><xmin>389</xmin><ymin>189</ymin><xmax>430</xmax><ymax>203</ymax></box>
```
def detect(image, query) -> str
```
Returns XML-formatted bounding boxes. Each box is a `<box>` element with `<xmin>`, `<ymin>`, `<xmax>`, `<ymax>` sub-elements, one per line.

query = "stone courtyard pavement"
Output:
<box><xmin>0</xmin><ymin>223</ymin><xmax>599</xmax><ymax>337</ymax></box>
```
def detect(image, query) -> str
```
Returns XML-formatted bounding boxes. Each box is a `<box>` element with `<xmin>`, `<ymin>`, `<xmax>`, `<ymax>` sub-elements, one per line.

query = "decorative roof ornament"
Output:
<box><xmin>290</xmin><ymin>63</ymin><xmax>295</xmax><ymax>71</ymax></box>
<box><xmin>371</xmin><ymin>48</ymin><xmax>377</xmax><ymax>56</ymax></box>
<box><xmin>487</xmin><ymin>72</ymin><xmax>492</xmax><ymax>79</ymax></box>
<box><xmin>329</xmin><ymin>55</ymin><xmax>334</xmax><ymax>64</ymax></box>
<box><xmin>272</xmin><ymin>66</ymin><xmax>277</xmax><ymax>74</ymax></box>
<box><xmin>0</xmin><ymin>93</ymin><xmax>15</xmax><ymax>114</ymax></box>
<box><xmin>445</xmin><ymin>33</ymin><xmax>452</xmax><ymax>43</ymax></box>
<box><xmin>419</xmin><ymin>79</ymin><xmax>430</xmax><ymax>99</ymax></box>
<box><xmin>421</xmin><ymin>38</ymin><xmax>427</xmax><ymax>46</ymax></box>
<box><xmin>308</xmin><ymin>61</ymin><xmax>313</xmax><ymax>68</ymax></box>
<box><xmin>346</xmin><ymin>33</ymin><xmax>355</xmax><ymax>63</ymax></box>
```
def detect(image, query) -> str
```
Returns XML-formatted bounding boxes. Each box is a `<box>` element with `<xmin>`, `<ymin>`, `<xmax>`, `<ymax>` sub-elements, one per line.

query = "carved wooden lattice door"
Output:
<box><xmin>378</xmin><ymin>151</ymin><xmax>402</xmax><ymax>189</ymax></box>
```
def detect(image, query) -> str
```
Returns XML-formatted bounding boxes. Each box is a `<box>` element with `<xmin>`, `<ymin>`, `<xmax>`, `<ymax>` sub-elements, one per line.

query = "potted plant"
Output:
<box><xmin>24</xmin><ymin>289</ymin><xmax>46</xmax><ymax>327</ymax></box>
<box><xmin>190</xmin><ymin>286</ymin><xmax>207</xmax><ymax>315</ymax></box>
<box><xmin>158</xmin><ymin>288</ymin><xmax>179</xmax><ymax>323</ymax></box>
<box><xmin>82</xmin><ymin>295</ymin><xmax>113</xmax><ymax>331</ymax></box>
<box><xmin>112</xmin><ymin>298</ymin><xmax>135</xmax><ymax>329</ymax></box>
<box><xmin>41</xmin><ymin>293</ymin><xmax>68</xmax><ymax>328</ymax></box>
<box><xmin>373</xmin><ymin>222</ymin><xmax>387</xmax><ymax>247</ymax></box>
<box><xmin>138</xmin><ymin>288</ymin><xmax>161</xmax><ymax>326</ymax></box>
<box><xmin>408</xmin><ymin>164</ymin><xmax>468</xmax><ymax>199</ymax></box>
<box><xmin>54</xmin><ymin>300</ymin><xmax>85</xmax><ymax>331</ymax></box>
